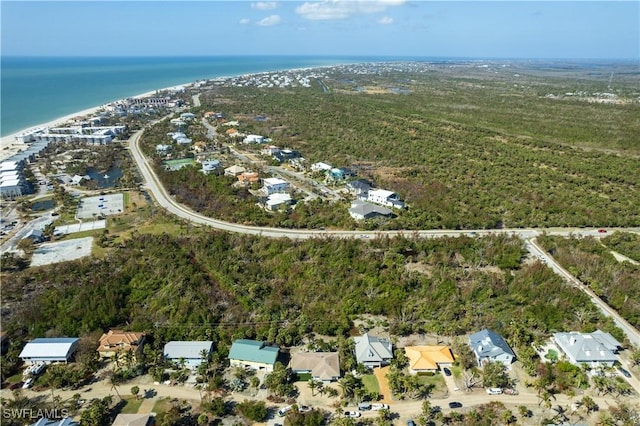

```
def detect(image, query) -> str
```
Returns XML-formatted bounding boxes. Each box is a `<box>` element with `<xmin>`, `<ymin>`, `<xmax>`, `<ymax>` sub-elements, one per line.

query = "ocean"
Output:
<box><xmin>0</xmin><ymin>55</ymin><xmax>385</xmax><ymax>137</ymax></box>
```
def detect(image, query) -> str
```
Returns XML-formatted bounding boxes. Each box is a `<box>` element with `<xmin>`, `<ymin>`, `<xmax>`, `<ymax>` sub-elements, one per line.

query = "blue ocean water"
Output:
<box><xmin>0</xmin><ymin>55</ymin><xmax>385</xmax><ymax>137</ymax></box>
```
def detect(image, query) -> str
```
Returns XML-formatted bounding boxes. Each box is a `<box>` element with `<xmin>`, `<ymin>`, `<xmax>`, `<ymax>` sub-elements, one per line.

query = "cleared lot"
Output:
<box><xmin>30</xmin><ymin>237</ymin><xmax>93</xmax><ymax>266</ymax></box>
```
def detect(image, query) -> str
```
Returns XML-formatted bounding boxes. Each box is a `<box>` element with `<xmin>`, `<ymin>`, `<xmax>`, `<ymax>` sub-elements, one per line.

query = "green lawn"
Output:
<box><xmin>361</xmin><ymin>374</ymin><xmax>380</xmax><ymax>394</ymax></box>
<box><xmin>119</xmin><ymin>397</ymin><xmax>143</xmax><ymax>414</ymax></box>
<box><xmin>417</xmin><ymin>373</ymin><xmax>447</xmax><ymax>394</ymax></box>
<box><xmin>152</xmin><ymin>397</ymin><xmax>172</xmax><ymax>415</ymax></box>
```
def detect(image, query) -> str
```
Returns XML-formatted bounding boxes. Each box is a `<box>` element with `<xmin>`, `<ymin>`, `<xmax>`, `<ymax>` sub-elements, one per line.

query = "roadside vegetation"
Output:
<box><xmin>537</xmin><ymin>233</ymin><xmax>640</xmax><ymax>329</ymax></box>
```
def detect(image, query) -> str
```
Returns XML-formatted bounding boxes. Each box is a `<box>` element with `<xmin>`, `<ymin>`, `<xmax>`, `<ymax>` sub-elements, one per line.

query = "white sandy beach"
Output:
<box><xmin>0</xmin><ymin>84</ymin><xmax>188</xmax><ymax>162</ymax></box>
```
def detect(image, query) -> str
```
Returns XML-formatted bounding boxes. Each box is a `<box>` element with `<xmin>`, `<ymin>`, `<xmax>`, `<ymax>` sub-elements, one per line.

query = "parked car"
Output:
<box><xmin>344</xmin><ymin>411</ymin><xmax>361</xmax><ymax>418</ymax></box>
<box><xmin>9</xmin><ymin>382</ymin><xmax>24</xmax><ymax>390</ymax></box>
<box><xmin>443</xmin><ymin>367</ymin><xmax>452</xmax><ymax>376</ymax></box>
<box><xmin>597</xmin><ymin>229</ymin><xmax>607</xmax><ymax>233</ymax></box>
<box><xmin>407</xmin><ymin>421</ymin><xmax>416</xmax><ymax>426</ymax></box>
<box><xmin>449</xmin><ymin>402</ymin><xmax>463</xmax><ymax>409</ymax></box>
<box><xmin>503</xmin><ymin>388</ymin><xmax>519</xmax><ymax>395</ymax></box>
<box><xmin>22</xmin><ymin>378</ymin><xmax>33</xmax><ymax>389</ymax></box>
<box><xmin>618</xmin><ymin>367</ymin><xmax>632</xmax><ymax>378</ymax></box>
<box><xmin>358</xmin><ymin>402</ymin><xmax>372</xmax><ymax>411</ymax></box>
<box><xmin>278</xmin><ymin>405</ymin><xmax>293</xmax><ymax>417</ymax></box>
<box><xmin>486</xmin><ymin>387</ymin><xmax>503</xmax><ymax>395</ymax></box>
<box><xmin>371</xmin><ymin>403</ymin><xmax>389</xmax><ymax>411</ymax></box>
<box><xmin>298</xmin><ymin>405</ymin><xmax>311</xmax><ymax>413</ymax></box>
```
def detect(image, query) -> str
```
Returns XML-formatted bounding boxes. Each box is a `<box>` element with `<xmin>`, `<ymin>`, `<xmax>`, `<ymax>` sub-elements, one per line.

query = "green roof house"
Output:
<box><xmin>228</xmin><ymin>339</ymin><xmax>280</xmax><ymax>372</ymax></box>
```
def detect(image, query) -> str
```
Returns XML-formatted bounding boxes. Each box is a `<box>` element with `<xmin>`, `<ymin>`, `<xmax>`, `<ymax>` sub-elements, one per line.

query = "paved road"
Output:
<box><xmin>129</xmin><ymin>129</ymin><xmax>640</xmax><ymax>348</ymax></box>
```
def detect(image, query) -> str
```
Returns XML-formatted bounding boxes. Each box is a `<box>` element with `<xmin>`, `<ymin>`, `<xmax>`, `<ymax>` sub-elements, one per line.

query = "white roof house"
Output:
<box><xmin>243</xmin><ymin>134</ymin><xmax>264</xmax><ymax>144</ymax></box>
<box><xmin>552</xmin><ymin>330</ymin><xmax>621</xmax><ymax>368</ymax></box>
<box><xmin>311</xmin><ymin>162</ymin><xmax>332</xmax><ymax>172</ymax></box>
<box><xmin>354</xmin><ymin>333</ymin><xmax>394</xmax><ymax>368</ymax></box>
<box><xmin>262</xmin><ymin>177</ymin><xmax>289</xmax><ymax>195</ymax></box>
<box><xmin>266</xmin><ymin>193</ymin><xmax>292</xmax><ymax>211</ymax></box>
<box><xmin>469</xmin><ymin>329</ymin><xmax>516</xmax><ymax>367</ymax></box>
<box><xmin>163</xmin><ymin>341</ymin><xmax>213</xmax><ymax>369</ymax></box>
<box><xmin>19</xmin><ymin>338</ymin><xmax>80</xmax><ymax>364</ymax></box>
<box><xmin>367</xmin><ymin>189</ymin><xmax>405</xmax><ymax>209</ymax></box>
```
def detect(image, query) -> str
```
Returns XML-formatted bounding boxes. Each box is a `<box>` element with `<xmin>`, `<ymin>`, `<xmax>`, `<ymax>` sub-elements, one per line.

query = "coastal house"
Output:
<box><xmin>311</xmin><ymin>162</ymin><xmax>332</xmax><ymax>173</ymax></box>
<box><xmin>353</xmin><ymin>333</ymin><xmax>394</xmax><ymax>368</ymax></box>
<box><xmin>163</xmin><ymin>341</ymin><xmax>213</xmax><ymax>370</ymax></box>
<box><xmin>31</xmin><ymin>418</ymin><xmax>79</xmax><ymax>426</ymax></box>
<box><xmin>290</xmin><ymin>352</ymin><xmax>340</xmax><ymax>382</ymax></box>
<box><xmin>468</xmin><ymin>329</ymin><xmax>516</xmax><ymax>367</ymax></box>
<box><xmin>265</xmin><ymin>193</ymin><xmax>292</xmax><ymax>211</ymax></box>
<box><xmin>180</xmin><ymin>112</ymin><xmax>196</xmax><ymax>120</ymax></box>
<box><xmin>367</xmin><ymin>189</ymin><xmax>405</xmax><ymax>209</ymax></box>
<box><xmin>19</xmin><ymin>337</ymin><xmax>80</xmax><ymax>364</ymax></box>
<box><xmin>224</xmin><ymin>165</ymin><xmax>246</xmax><ymax>176</ymax></box>
<box><xmin>262</xmin><ymin>177</ymin><xmax>289</xmax><ymax>195</ymax></box>
<box><xmin>552</xmin><ymin>330</ymin><xmax>621</xmax><ymax>368</ymax></box>
<box><xmin>348</xmin><ymin>200</ymin><xmax>393</xmax><ymax>221</ymax></box>
<box><xmin>405</xmin><ymin>345</ymin><xmax>455</xmax><ymax>374</ymax></box>
<box><xmin>97</xmin><ymin>330</ymin><xmax>146</xmax><ymax>362</ymax></box>
<box><xmin>347</xmin><ymin>179</ymin><xmax>372</xmax><ymax>197</ymax></box>
<box><xmin>272</xmin><ymin>149</ymin><xmax>302</xmax><ymax>164</ymax></box>
<box><xmin>156</xmin><ymin>144</ymin><xmax>172</xmax><ymax>155</ymax></box>
<box><xmin>243</xmin><ymin>134</ymin><xmax>264</xmax><ymax>144</ymax></box>
<box><xmin>112</xmin><ymin>414</ymin><xmax>155</xmax><ymax>426</ymax></box>
<box><xmin>329</xmin><ymin>167</ymin><xmax>356</xmax><ymax>180</ymax></box>
<box><xmin>201</xmin><ymin>160</ymin><xmax>222</xmax><ymax>174</ymax></box>
<box><xmin>237</xmin><ymin>172</ymin><xmax>260</xmax><ymax>186</ymax></box>
<box><xmin>261</xmin><ymin>145</ymin><xmax>280</xmax><ymax>156</ymax></box>
<box><xmin>228</xmin><ymin>339</ymin><xmax>280</xmax><ymax>372</ymax></box>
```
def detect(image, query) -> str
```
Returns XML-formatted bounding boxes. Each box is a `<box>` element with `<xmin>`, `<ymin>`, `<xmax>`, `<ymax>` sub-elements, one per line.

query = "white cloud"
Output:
<box><xmin>295</xmin><ymin>0</ymin><xmax>405</xmax><ymax>21</ymax></box>
<box><xmin>257</xmin><ymin>15</ymin><xmax>282</xmax><ymax>26</ymax></box>
<box><xmin>252</xmin><ymin>2</ymin><xmax>278</xmax><ymax>10</ymax></box>
<box><xmin>378</xmin><ymin>16</ymin><xmax>394</xmax><ymax>24</ymax></box>
<box><xmin>239</xmin><ymin>18</ymin><xmax>251</xmax><ymax>25</ymax></box>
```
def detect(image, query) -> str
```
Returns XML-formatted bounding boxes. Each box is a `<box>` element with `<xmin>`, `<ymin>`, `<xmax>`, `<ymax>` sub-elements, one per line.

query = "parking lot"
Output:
<box><xmin>76</xmin><ymin>193</ymin><xmax>124</xmax><ymax>219</ymax></box>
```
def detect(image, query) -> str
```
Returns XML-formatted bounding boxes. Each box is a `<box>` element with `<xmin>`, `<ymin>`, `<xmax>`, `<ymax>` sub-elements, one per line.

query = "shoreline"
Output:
<box><xmin>0</xmin><ymin>85</ymin><xmax>188</xmax><ymax>162</ymax></box>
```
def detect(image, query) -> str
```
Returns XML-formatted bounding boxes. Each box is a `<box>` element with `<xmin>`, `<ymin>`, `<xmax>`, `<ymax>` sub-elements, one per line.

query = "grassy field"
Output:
<box><xmin>361</xmin><ymin>374</ymin><xmax>380</xmax><ymax>394</ymax></box>
<box><xmin>118</xmin><ymin>396</ymin><xmax>144</xmax><ymax>414</ymax></box>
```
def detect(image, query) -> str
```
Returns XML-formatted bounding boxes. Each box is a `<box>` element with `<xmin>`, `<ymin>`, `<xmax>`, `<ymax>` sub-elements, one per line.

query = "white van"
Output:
<box><xmin>486</xmin><ymin>387</ymin><xmax>503</xmax><ymax>395</ymax></box>
<box><xmin>278</xmin><ymin>405</ymin><xmax>293</xmax><ymax>417</ymax></box>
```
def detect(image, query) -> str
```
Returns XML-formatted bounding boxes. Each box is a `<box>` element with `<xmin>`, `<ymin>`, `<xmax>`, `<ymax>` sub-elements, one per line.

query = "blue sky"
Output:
<box><xmin>1</xmin><ymin>1</ymin><xmax>638</xmax><ymax>59</ymax></box>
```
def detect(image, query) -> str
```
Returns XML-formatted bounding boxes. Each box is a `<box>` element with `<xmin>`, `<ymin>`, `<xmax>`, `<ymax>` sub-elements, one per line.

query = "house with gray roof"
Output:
<box><xmin>552</xmin><ymin>330</ymin><xmax>621</xmax><ymax>368</ymax></box>
<box><xmin>469</xmin><ymin>329</ymin><xmax>516</xmax><ymax>367</ymax></box>
<box><xmin>354</xmin><ymin>333</ymin><xmax>394</xmax><ymax>368</ymax></box>
<box><xmin>19</xmin><ymin>337</ymin><xmax>80</xmax><ymax>364</ymax></box>
<box><xmin>290</xmin><ymin>351</ymin><xmax>340</xmax><ymax>382</ymax></box>
<box><xmin>31</xmin><ymin>418</ymin><xmax>79</xmax><ymax>426</ymax></box>
<box><xmin>163</xmin><ymin>341</ymin><xmax>213</xmax><ymax>370</ymax></box>
<box><xmin>228</xmin><ymin>339</ymin><xmax>279</xmax><ymax>372</ymax></box>
<box><xmin>348</xmin><ymin>200</ymin><xmax>393</xmax><ymax>221</ymax></box>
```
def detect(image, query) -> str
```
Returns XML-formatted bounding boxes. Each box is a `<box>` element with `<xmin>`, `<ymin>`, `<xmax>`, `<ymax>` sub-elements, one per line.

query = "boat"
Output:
<box><xmin>103</xmin><ymin>174</ymin><xmax>109</xmax><ymax>179</ymax></box>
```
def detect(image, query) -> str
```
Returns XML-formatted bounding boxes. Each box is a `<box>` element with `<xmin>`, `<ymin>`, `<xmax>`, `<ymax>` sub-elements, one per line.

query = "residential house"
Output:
<box><xmin>31</xmin><ymin>418</ymin><xmax>79</xmax><ymax>426</ymax></box>
<box><xmin>311</xmin><ymin>162</ymin><xmax>332</xmax><ymax>173</ymax></box>
<box><xmin>163</xmin><ymin>341</ymin><xmax>213</xmax><ymax>370</ymax></box>
<box><xmin>348</xmin><ymin>200</ymin><xmax>393</xmax><ymax>221</ymax></box>
<box><xmin>112</xmin><ymin>414</ymin><xmax>155</xmax><ymax>426</ymax></box>
<box><xmin>19</xmin><ymin>337</ymin><xmax>80</xmax><ymax>364</ymax></box>
<box><xmin>468</xmin><ymin>329</ymin><xmax>516</xmax><ymax>367</ymax></box>
<box><xmin>262</xmin><ymin>177</ymin><xmax>289</xmax><ymax>195</ymax></box>
<box><xmin>225</xmin><ymin>128</ymin><xmax>239</xmax><ymax>137</ymax></box>
<box><xmin>266</xmin><ymin>193</ymin><xmax>293</xmax><ymax>211</ymax></box>
<box><xmin>23</xmin><ymin>229</ymin><xmax>45</xmax><ymax>243</ymax></box>
<box><xmin>329</xmin><ymin>167</ymin><xmax>355</xmax><ymax>180</ymax></box>
<box><xmin>552</xmin><ymin>330</ymin><xmax>621</xmax><ymax>368</ymax></box>
<box><xmin>353</xmin><ymin>333</ymin><xmax>394</xmax><ymax>368</ymax></box>
<box><xmin>261</xmin><ymin>145</ymin><xmax>280</xmax><ymax>156</ymax></box>
<box><xmin>201</xmin><ymin>160</ymin><xmax>222</xmax><ymax>174</ymax></box>
<box><xmin>156</xmin><ymin>144</ymin><xmax>172</xmax><ymax>155</ymax></box>
<box><xmin>97</xmin><ymin>330</ymin><xmax>146</xmax><ymax>362</ymax></box>
<box><xmin>243</xmin><ymin>134</ymin><xmax>264</xmax><ymax>144</ymax></box>
<box><xmin>180</xmin><ymin>112</ymin><xmax>196</xmax><ymax>120</ymax></box>
<box><xmin>272</xmin><ymin>149</ymin><xmax>302</xmax><ymax>164</ymax></box>
<box><xmin>228</xmin><ymin>339</ymin><xmax>280</xmax><ymax>372</ymax></box>
<box><xmin>237</xmin><ymin>172</ymin><xmax>260</xmax><ymax>186</ymax></box>
<box><xmin>290</xmin><ymin>352</ymin><xmax>340</xmax><ymax>382</ymax></box>
<box><xmin>405</xmin><ymin>346</ymin><xmax>455</xmax><ymax>374</ymax></box>
<box><xmin>347</xmin><ymin>179</ymin><xmax>372</xmax><ymax>197</ymax></box>
<box><xmin>225</xmin><ymin>165</ymin><xmax>247</xmax><ymax>176</ymax></box>
<box><xmin>367</xmin><ymin>189</ymin><xmax>405</xmax><ymax>209</ymax></box>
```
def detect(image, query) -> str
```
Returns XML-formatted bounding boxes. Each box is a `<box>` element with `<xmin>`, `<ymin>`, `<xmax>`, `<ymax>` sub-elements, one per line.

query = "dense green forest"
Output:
<box><xmin>2</xmin><ymin>232</ymin><xmax>622</xmax><ymax>350</ymax></box>
<box><xmin>168</xmin><ymin>63</ymin><xmax>640</xmax><ymax>230</ymax></box>
<box><xmin>537</xmin><ymin>233</ymin><xmax>640</xmax><ymax>329</ymax></box>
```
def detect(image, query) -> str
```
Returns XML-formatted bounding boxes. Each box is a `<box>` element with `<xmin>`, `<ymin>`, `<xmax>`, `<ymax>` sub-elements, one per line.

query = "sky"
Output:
<box><xmin>1</xmin><ymin>1</ymin><xmax>638</xmax><ymax>60</ymax></box>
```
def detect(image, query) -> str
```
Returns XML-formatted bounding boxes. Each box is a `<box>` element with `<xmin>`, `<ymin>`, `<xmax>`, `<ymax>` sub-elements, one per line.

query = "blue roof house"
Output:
<box><xmin>228</xmin><ymin>339</ymin><xmax>280</xmax><ymax>372</ymax></box>
<box><xmin>469</xmin><ymin>329</ymin><xmax>516</xmax><ymax>367</ymax></box>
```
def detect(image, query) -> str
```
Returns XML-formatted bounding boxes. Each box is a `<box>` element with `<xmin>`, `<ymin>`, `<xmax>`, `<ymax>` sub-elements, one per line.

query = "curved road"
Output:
<box><xmin>128</xmin><ymin>129</ymin><xmax>640</xmax><ymax>347</ymax></box>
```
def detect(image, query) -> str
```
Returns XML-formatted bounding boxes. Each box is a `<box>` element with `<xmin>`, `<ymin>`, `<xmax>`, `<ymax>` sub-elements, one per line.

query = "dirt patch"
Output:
<box><xmin>405</xmin><ymin>262</ymin><xmax>433</xmax><ymax>277</ymax></box>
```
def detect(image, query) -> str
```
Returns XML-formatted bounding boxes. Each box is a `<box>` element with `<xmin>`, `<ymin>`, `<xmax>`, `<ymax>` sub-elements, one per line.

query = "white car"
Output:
<box><xmin>344</xmin><ymin>411</ymin><xmax>361</xmax><ymax>418</ymax></box>
<box><xmin>278</xmin><ymin>405</ymin><xmax>293</xmax><ymax>417</ymax></box>
<box><xmin>22</xmin><ymin>378</ymin><xmax>33</xmax><ymax>389</ymax></box>
<box><xmin>371</xmin><ymin>403</ymin><xmax>389</xmax><ymax>411</ymax></box>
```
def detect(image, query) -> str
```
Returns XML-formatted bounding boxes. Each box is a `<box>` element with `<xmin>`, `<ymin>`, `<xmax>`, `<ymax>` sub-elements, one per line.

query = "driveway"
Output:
<box><xmin>373</xmin><ymin>366</ymin><xmax>393</xmax><ymax>404</ymax></box>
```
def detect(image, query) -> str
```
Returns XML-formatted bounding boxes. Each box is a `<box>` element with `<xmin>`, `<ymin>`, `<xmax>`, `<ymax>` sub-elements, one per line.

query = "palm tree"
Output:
<box><xmin>308</xmin><ymin>378</ymin><xmax>318</xmax><ymax>396</ymax></box>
